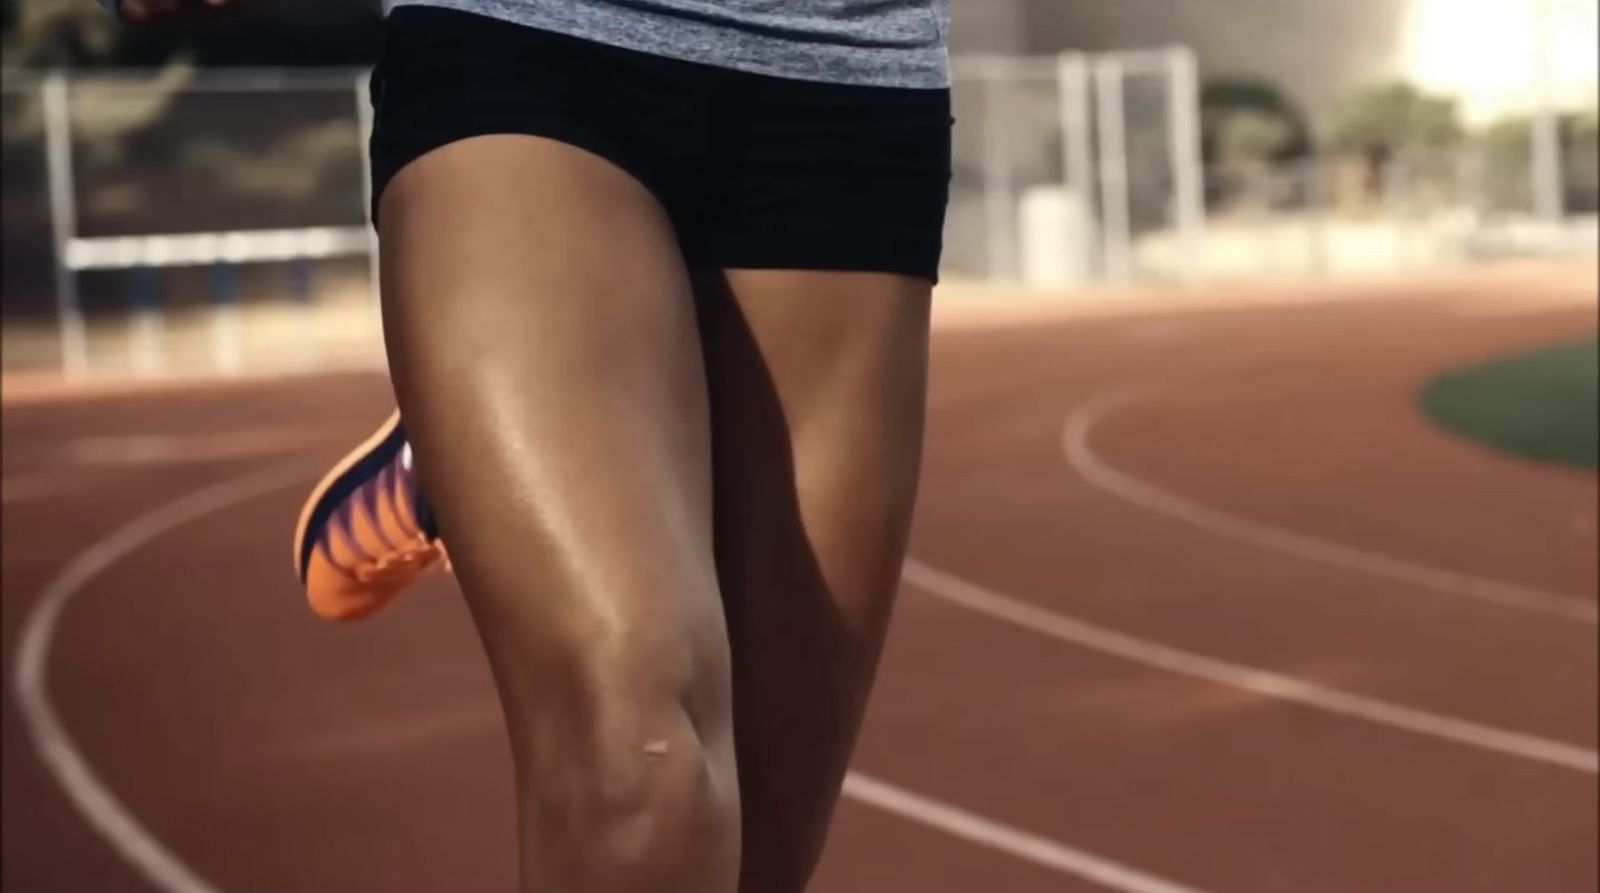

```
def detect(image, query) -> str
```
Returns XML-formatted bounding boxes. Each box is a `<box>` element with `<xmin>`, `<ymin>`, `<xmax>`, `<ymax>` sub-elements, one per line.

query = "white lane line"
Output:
<box><xmin>843</xmin><ymin>773</ymin><xmax>1214</xmax><ymax>893</ymax></box>
<box><xmin>13</xmin><ymin>459</ymin><xmax>1208</xmax><ymax>893</ymax></box>
<box><xmin>4</xmin><ymin>428</ymin><xmax>333</xmax><ymax>506</ymax></box>
<box><xmin>13</xmin><ymin>461</ymin><xmax>317</xmax><ymax>893</ymax></box>
<box><xmin>902</xmin><ymin>560</ymin><xmax>1598</xmax><ymax>774</ymax></box>
<box><xmin>1062</xmin><ymin>384</ymin><xmax>1598</xmax><ymax>625</ymax></box>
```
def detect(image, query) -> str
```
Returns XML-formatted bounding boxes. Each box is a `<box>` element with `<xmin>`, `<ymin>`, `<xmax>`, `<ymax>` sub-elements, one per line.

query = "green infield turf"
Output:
<box><xmin>1422</xmin><ymin>338</ymin><xmax>1598</xmax><ymax>470</ymax></box>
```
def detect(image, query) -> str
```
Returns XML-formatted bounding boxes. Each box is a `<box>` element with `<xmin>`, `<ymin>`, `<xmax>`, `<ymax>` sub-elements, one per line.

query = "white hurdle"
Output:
<box><xmin>57</xmin><ymin>226</ymin><xmax>371</xmax><ymax>377</ymax></box>
<box><xmin>35</xmin><ymin>69</ymin><xmax>378</xmax><ymax>380</ymax></box>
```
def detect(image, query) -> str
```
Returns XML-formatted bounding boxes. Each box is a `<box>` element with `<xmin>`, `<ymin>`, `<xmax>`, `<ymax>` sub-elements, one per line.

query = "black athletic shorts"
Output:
<box><xmin>369</xmin><ymin>7</ymin><xmax>954</xmax><ymax>282</ymax></box>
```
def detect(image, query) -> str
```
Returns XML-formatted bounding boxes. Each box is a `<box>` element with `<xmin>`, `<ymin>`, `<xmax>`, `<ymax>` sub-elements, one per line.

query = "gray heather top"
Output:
<box><xmin>385</xmin><ymin>0</ymin><xmax>951</xmax><ymax>88</ymax></box>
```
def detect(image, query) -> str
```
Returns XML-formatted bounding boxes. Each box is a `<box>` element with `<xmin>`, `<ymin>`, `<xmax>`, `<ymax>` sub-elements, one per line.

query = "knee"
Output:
<box><xmin>499</xmin><ymin>595</ymin><xmax>739</xmax><ymax>869</ymax></box>
<box><xmin>562</xmin><ymin>606</ymin><xmax>735</xmax><ymax>785</ymax></box>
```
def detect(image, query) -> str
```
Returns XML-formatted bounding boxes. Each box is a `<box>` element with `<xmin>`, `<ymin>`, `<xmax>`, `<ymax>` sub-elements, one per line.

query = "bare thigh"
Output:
<box><xmin>698</xmin><ymin>269</ymin><xmax>932</xmax><ymax>892</ymax></box>
<box><xmin>379</xmin><ymin>135</ymin><xmax>739</xmax><ymax>892</ymax></box>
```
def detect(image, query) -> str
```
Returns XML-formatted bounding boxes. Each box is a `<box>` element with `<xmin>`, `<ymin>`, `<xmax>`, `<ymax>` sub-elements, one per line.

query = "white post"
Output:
<box><xmin>127</xmin><ymin>239</ymin><xmax>173</xmax><ymax>377</ymax></box>
<box><xmin>1384</xmin><ymin>159</ymin><xmax>1413</xmax><ymax>271</ymax></box>
<box><xmin>41</xmin><ymin>73</ymin><xmax>90</xmax><ymax>377</ymax></box>
<box><xmin>212</xmin><ymin>304</ymin><xmax>244</xmax><ymax>375</ymax></box>
<box><xmin>130</xmin><ymin>306</ymin><xmax>164</xmax><ymax>375</ymax></box>
<box><xmin>212</xmin><ymin>235</ymin><xmax>245</xmax><ymax>375</ymax></box>
<box><xmin>1057</xmin><ymin>52</ymin><xmax>1097</xmax><ymax>280</ymax></box>
<box><xmin>356</xmin><ymin>70</ymin><xmax>382</xmax><ymax>313</ymax></box>
<box><xmin>980</xmin><ymin>65</ymin><xmax>1017</xmax><ymax>281</ymax></box>
<box><xmin>1530</xmin><ymin>109</ymin><xmax>1564</xmax><ymax>221</ymax></box>
<box><xmin>1529</xmin><ymin>0</ymin><xmax>1563</xmax><ymax>222</ymax></box>
<box><xmin>1306</xmin><ymin>159</ymin><xmax>1331</xmax><ymax>278</ymax></box>
<box><xmin>1166</xmin><ymin>46</ymin><xmax>1206</xmax><ymax>283</ymax></box>
<box><xmin>1094</xmin><ymin>56</ymin><xmax>1132</xmax><ymax>283</ymax></box>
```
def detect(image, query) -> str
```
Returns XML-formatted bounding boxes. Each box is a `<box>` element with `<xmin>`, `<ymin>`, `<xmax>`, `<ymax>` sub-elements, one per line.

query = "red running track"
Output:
<box><xmin>4</xmin><ymin>267</ymin><xmax>1596</xmax><ymax>893</ymax></box>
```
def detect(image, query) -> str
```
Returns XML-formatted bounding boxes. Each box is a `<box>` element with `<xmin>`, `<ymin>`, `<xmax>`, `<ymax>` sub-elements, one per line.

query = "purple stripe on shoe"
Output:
<box><xmin>361</xmin><ymin>464</ymin><xmax>400</xmax><ymax>552</ymax></box>
<box><xmin>330</xmin><ymin>499</ymin><xmax>377</xmax><ymax>566</ymax></box>
<box><xmin>297</xmin><ymin>418</ymin><xmax>409</xmax><ymax>583</ymax></box>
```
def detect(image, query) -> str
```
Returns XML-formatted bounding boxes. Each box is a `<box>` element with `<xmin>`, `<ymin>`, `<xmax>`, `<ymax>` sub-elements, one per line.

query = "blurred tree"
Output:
<box><xmin>1199</xmin><ymin>78</ymin><xmax>1313</xmax><ymax>214</ymax></box>
<box><xmin>1330</xmin><ymin>81</ymin><xmax>1462</xmax><ymax>155</ymax></box>
<box><xmin>1215</xmin><ymin>107</ymin><xmax>1295</xmax><ymax>166</ymax></box>
<box><xmin>3</xmin><ymin>0</ymin><xmax>120</xmax><ymax>68</ymax></box>
<box><xmin>1327</xmin><ymin>82</ymin><xmax>1462</xmax><ymax>209</ymax></box>
<box><xmin>1200</xmin><ymin>78</ymin><xmax>1314</xmax><ymax>164</ymax></box>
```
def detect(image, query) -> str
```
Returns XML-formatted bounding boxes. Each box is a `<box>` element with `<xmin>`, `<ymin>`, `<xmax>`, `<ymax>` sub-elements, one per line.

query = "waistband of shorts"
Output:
<box><xmin>385</xmin><ymin>0</ymin><xmax>952</xmax><ymax>90</ymax></box>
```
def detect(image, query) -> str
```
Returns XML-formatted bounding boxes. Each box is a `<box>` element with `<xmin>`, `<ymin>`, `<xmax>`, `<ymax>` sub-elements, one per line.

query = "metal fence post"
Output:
<box><xmin>980</xmin><ymin>63</ymin><xmax>1017</xmax><ymax>281</ymax></box>
<box><xmin>211</xmin><ymin>237</ymin><xmax>245</xmax><ymax>375</ymax></box>
<box><xmin>1094</xmin><ymin>56</ymin><xmax>1132</xmax><ymax>283</ymax></box>
<box><xmin>1166</xmin><ymin>46</ymin><xmax>1206</xmax><ymax>282</ymax></box>
<box><xmin>1531</xmin><ymin>112</ymin><xmax>1565</xmax><ymax>223</ymax></box>
<box><xmin>1057</xmin><ymin>52</ymin><xmax>1096</xmax><ymax>281</ymax></box>
<box><xmin>1530</xmin><ymin>0</ymin><xmax>1565</xmax><ymax>223</ymax></box>
<box><xmin>42</xmin><ymin>72</ymin><xmax>90</xmax><ymax>378</ymax></box>
<box><xmin>129</xmin><ymin>264</ymin><xmax>165</xmax><ymax>376</ymax></box>
<box><xmin>356</xmin><ymin>69</ymin><xmax>382</xmax><ymax>312</ymax></box>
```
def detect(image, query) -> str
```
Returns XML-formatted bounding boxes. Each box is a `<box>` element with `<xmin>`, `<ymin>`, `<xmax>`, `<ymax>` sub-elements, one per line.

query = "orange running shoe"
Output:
<box><xmin>293</xmin><ymin>411</ymin><xmax>447</xmax><ymax>621</ymax></box>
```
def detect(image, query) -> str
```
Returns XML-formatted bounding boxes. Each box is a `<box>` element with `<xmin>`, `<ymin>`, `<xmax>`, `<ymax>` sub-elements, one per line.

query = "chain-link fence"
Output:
<box><xmin>3</xmin><ymin>58</ymin><xmax>1596</xmax><ymax>378</ymax></box>
<box><xmin>954</xmin><ymin>51</ymin><xmax>1596</xmax><ymax>287</ymax></box>
<box><xmin>1</xmin><ymin>68</ymin><xmax>378</xmax><ymax>376</ymax></box>
<box><xmin>1186</xmin><ymin>120</ymin><xmax>1599</xmax><ymax>280</ymax></box>
<box><xmin>947</xmin><ymin>49</ymin><xmax>1205</xmax><ymax>286</ymax></box>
